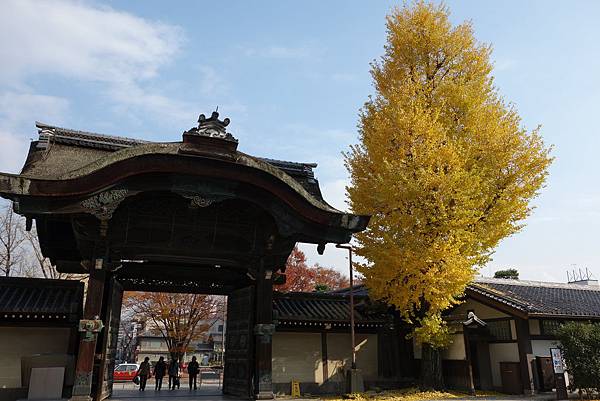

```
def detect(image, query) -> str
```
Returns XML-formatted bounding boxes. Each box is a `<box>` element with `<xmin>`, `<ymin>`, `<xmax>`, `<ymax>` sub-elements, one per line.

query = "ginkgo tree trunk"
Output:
<box><xmin>345</xmin><ymin>1</ymin><xmax>552</xmax><ymax>389</ymax></box>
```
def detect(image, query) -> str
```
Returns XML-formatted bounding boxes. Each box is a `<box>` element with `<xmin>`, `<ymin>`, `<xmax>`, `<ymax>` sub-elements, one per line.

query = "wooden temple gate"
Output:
<box><xmin>0</xmin><ymin>113</ymin><xmax>369</xmax><ymax>400</ymax></box>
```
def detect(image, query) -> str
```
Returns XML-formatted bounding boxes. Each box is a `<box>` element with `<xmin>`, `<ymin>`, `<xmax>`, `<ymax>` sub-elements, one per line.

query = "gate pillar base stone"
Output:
<box><xmin>70</xmin><ymin>396</ymin><xmax>93</xmax><ymax>401</ymax></box>
<box><xmin>255</xmin><ymin>391</ymin><xmax>275</xmax><ymax>400</ymax></box>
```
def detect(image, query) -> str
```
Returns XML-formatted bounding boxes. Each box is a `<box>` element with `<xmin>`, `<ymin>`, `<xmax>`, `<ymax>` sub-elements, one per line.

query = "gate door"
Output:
<box><xmin>96</xmin><ymin>276</ymin><xmax>124</xmax><ymax>400</ymax></box>
<box><xmin>223</xmin><ymin>285</ymin><xmax>255</xmax><ymax>398</ymax></box>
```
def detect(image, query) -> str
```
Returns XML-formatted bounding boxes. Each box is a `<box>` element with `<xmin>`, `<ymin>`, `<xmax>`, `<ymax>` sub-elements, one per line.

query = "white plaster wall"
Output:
<box><xmin>272</xmin><ymin>332</ymin><xmax>323</xmax><ymax>384</ymax></box>
<box><xmin>137</xmin><ymin>352</ymin><xmax>169</xmax><ymax>362</ymax></box>
<box><xmin>453</xmin><ymin>299</ymin><xmax>510</xmax><ymax>319</ymax></box>
<box><xmin>0</xmin><ymin>327</ymin><xmax>71</xmax><ymax>388</ymax></box>
<box><xmin>529</xmin><ymin>319</ymin><xmax>541</xmax><ymax>336</ymax></box>
<box><xmin>442</xmin><ymin>333</ymin><xmax>466</xmax><ymax>360</ymax></box>
<box><xmin>531</xmin><ymin>340</ymin><xmax>560</xmax><ymax>357</ymax></box>
<box><xmin>488</xmin><ymin>342</ymin><xmax>519</xmax><ymax>388</ymax></box>
<box><xmin>510</xmin><ymin>320</ymin><xmax>517</xmax><ymax>340</ymax></box>
<box><xmin>326</xmin><ymin>333</ymin><xmax>378</xmax><ymax>381</ymax></box>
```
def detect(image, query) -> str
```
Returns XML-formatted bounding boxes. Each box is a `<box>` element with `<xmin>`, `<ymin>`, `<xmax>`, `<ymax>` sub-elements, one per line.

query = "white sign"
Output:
<box><xmin>551</xmin><ymin>348</ymin><xmax>565</xmax><ymax>374</ymax></box>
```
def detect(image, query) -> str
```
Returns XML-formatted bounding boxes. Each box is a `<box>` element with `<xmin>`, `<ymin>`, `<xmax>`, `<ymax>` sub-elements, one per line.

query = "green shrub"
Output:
<box><xmin>556</xmin><ymin>321</ymin><xmax>600</xmax><ymax>393</ymax></box>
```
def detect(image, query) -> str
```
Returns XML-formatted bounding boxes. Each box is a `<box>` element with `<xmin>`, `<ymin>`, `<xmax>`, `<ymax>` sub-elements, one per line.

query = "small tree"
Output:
<box><xmin>494</xmin><ymin>269</ymin><xmax>519</xmax><ymax>280</ymax></box>
<box><xmin>275</xmin><ymin>246</ymin><xmax>349</xmax><ymax>292</ymax></box>
<box><xmin>276</xmin><ymin>246</ymin><xmax>316</xmax><ymax>292</ymax></box>
<box><xmin>314</xmin><ymin>263</ymin><xmax>350</xmax><ymax>291</ymax></box>
<box><xmin>23</xmin><ymin>225</ymin><xmax>80</xmax><ymax>279</ymax></box>
<box><xmin>123</xmin><ymin>292</ymin><xmax>219</xmax><ymax>361</ymax></box>
<box><xmin>0</xmin><ymin>203</ymin><xmax>27</xmax><ymax>276</ymax></box>
<box><xmin>117</xmin><ymin>315</ymin><xmax>138</xmax><ymax>363</ymax></box>
<box><xmin>557</xmin><ymin>322</ymin><xmax>600</xmax><ymax>397</ymax></box>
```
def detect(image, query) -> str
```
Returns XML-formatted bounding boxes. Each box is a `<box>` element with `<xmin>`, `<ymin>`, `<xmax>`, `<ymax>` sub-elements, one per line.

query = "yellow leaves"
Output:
<box><xmin>346</xmin><ymin>1</ymin><xmax>552</xmax><ymax>345</ymax></box>
<box><xmin>325</xmin><ymin>387</ymin><xmax>460</xmax><ymax>401</ymax></box>
<box><xmin>411</xmin><ymin>314</ymin><xmax>453</xmax><ymax>349</ymax></box>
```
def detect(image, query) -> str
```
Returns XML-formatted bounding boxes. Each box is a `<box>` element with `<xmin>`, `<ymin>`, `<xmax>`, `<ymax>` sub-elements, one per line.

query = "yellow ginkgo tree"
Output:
<box><xmin>345</xmin><ymin>1</ymin><xmax>552</xmax><ymax>389</ymax></box>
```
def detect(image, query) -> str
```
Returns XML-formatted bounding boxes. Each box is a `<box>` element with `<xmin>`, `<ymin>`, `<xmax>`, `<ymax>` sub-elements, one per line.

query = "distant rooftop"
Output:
<box><xmin>469</xmin><ymin>277</ymin><xmax>600</xmax><ymax>318</ymax></box>
<box><xmin>333</xmin><ymin>276</ymin><xmax>600</xmax><ymax>319</ymax></box>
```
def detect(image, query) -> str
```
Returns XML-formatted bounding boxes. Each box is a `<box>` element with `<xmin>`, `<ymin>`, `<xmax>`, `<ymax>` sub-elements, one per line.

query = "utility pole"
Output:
<box><xmin>336</xmin><ymin>244</ymin><xmax>356</xmax><ymax>369</ymax></box>
<box><xmin>335</xmin><ymin>243</ymin><xmax>364</xmax><ymax>393</ymax></box>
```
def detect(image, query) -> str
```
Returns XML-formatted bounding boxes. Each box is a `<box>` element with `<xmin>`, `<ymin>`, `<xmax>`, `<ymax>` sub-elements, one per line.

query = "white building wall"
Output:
<box><xmin>0</xmin><ymin>327</ymin><xmax>71</xmax><ymax>388</ymax></box>
<box><xmin>488</xmin><ymin>342</ymin><xmax>519</xmax><ymax>388</ymax></box>
<box><xmin>510</xmin><ymin>320</ymin><xmax>517</xmax><ymax>340</ymax></box>
<box><xmin>442</xmin><ymin>333</ymin><xmax>466</xmax><ymax>360</ymax></box>
<box><xmin>452</xmin><ymin>299</ymin><xmax>510</xmax><ymax>319</ymax></box>
<box><xmin>326</xmin><ymin>333</ymin><xmax>378</xmax><ymax>381</ymax></box>
<box><xmin>272</xmin><ymin>332</ymin><xmax>323</xmax><ymax>383</ymax></box>
<box><xmin>531</xmin><ymin>339</ymin><xmax>560</xmax><ymax>357</ymax></box>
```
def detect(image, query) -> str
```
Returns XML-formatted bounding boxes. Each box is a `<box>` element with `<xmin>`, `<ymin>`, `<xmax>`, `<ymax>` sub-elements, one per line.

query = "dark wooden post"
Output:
<box><xmin>321</xmin><ymin>332</ymin><xmax>329</xmax><ymax>384</ymax></box>
<box><xmin>462</xmin><ymin>328</ymin><xmax>476</xmax><ymax>395</ymax></box>
<box><xmin>515</xmin><ymin>318</ymin><xmax>535</xmax><ymax>395</ymax></box>
<box><xmin>95</xmin><ymin>276</ymin><xmax>124</xmax><ymax>401</ymax></box>
<box><xmin>71</xmin><ymin>266</ymin><xmax>107</xmax><ymax>401</ymax></box>
<box><xmin>254</xmin><ymin>259</ymin><xmax>274</xmax><ymax>399</ymax></box>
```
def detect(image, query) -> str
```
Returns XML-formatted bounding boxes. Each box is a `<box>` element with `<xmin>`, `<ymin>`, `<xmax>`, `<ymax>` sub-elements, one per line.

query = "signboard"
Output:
<box><xmin>291</xmin><ymin>380</ymin><xmax>300</xmax><ymax>397</ymax></box>
<box><xmin>551</xmin><ymin>348</ymin><xmax>565</xmax><ymax>374</ymax></box>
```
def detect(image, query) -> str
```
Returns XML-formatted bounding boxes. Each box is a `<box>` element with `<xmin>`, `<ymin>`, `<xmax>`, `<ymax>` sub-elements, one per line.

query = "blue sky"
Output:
<box><xmin>1</xmin><ymin>0</ymin><xmax>599</xmax><ymax>282</ymax></box>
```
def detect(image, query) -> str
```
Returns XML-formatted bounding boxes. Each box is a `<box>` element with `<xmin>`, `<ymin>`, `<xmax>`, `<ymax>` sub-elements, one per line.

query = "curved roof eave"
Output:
<box><xmin>0</xmin><ymin>141</ymin><xmax>370</xmax><ymax>232</ymax></box>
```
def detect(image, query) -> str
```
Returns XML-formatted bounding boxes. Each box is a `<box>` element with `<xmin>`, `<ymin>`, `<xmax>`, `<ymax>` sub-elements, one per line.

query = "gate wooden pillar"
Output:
<box><xmin>516</xmin><ymin>318</ymin><xmax>535</xmax><ymax>395</ymax></box>
<box><xmin>71</xmin><ymin>266</ymin><xmax>107</xmax><ymax>401</ymax></box>
<box><xmin>254</xmin><ymin>260</ymin><xmax>275</xmax><ymax>399</ymax></box>
<box><xmin>95</xmin><ymin>277</ymin><xmax>124</xmax><ymax>400</ymax></box>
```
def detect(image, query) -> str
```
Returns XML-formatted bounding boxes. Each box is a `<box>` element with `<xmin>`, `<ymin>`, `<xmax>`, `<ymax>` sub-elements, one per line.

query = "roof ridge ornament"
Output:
<box><xmin>181</xmin><ymin>111</ymin><xmax>239</xmax><ymax>153</ymax></box>
<box><xmin>184</xmin><ymin>111</ymin><xmax>237</xmax><ymax>143</ymax></box>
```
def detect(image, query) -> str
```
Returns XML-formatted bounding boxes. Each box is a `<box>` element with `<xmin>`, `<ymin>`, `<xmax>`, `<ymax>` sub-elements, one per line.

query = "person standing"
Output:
<box><xmin>187</xmin><ymin>356</ymin><xmax>200</xmax><ymax>390</ymax></box>
<box><xmin>153</xmin><ymin>356</ymin><xmax>167</xmax><ymax>391</ymax></box>
<box><xmin>168</xmin><ymin>358</ymin><xmax>180</xmax><ymax>390</ymax></box>
<box><xmin>137</xmin><ymin>357</ymin><xmax>151</xmax><ymax>391</ymax></box>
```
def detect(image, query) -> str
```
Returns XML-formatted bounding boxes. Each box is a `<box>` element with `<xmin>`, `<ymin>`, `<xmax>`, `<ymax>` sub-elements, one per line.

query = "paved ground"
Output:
<box><xmin>111</xmin><ymin>380</ymin><xmax>225</xmax><ymax>400</ymax></box>
<box><xmin>111</xmin><ymin>381</ymin><xmax>567</xmax><ymax>401</ymax></box>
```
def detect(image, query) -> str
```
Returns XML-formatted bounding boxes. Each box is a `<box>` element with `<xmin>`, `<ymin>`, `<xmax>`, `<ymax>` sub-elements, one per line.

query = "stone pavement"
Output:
<box><xmin>111</xmin><ymin>380</ymin><xmax>230</xmax><ymax>401</ymax></box>
<box><xmin>110</xmin><ymin>381</ymin><xmax>565</xmax><ymax>401</ymax></box>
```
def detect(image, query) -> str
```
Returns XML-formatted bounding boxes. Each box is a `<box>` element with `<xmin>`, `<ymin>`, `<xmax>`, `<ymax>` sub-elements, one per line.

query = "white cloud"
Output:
<box><xmin>0</xmin><ymin>0</ymin><xmax>183</xmax><ymax>86</ymax></box>
<box><xmin>320</xmin><ymin>178</ymin><xmax>349</xmax><ymax>212</ymax></box>
<box><xmin>0</xmin><ymin>130</ymin><xmax>30</xmax><ymax>174</ymax></box>
<box><xmin>197</xmin><ymin>65</ymin><xmax>229</xmax><ymax>97</ymax></box>
<box><xmin>0</xmin><ymin>92</ymin><xmax>69</xmax><ymax>128</ymax></box>
<box><xmin>0</xmin><ymin>92</ymin><xmax>69</xmax><ymax>172</ymax></box>
<box><xmin>0</xmin><ymin>0</ymin><xmax>189</xmax><ymax>131</ymax></box>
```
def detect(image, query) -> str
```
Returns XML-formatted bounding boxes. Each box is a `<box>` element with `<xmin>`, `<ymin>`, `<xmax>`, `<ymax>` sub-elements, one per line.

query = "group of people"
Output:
<box><xmin>136</xmin><ymin>356</ymin><xmax>201</xmax><ymax>392</ymax></box>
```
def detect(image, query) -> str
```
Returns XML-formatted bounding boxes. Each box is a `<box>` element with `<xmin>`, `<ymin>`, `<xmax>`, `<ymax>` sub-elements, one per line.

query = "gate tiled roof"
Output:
<box><xmin>32</xmin><ymin>122</ymin><xmax>324</xmax><ymax>200</ymax></box>
<box><xmin>273</xmin><ymin>292</ymin><xmax>386</xmax><ymax>328</ymax></box>
<box><xmin>0</xmin><ymin>277</ymin><xmax>84</xmax><ymax>324</ymax></box>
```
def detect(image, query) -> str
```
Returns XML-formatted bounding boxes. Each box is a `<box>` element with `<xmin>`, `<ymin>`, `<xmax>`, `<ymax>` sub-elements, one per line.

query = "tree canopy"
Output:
<box><xmin>345</xmin><ymin>1</ymin><xmax>552</xmax><ymax>338</ymax></box>
<box><xmin>123</xmin><ymin>292</ymin><xmax>220</xmax><ymax>361</ymax></box>
<box><xmin>494</xmin><ymin>268</ymin><xmax>519</xmax><ymax>280</ymax></box>
<box><xmin>275</xmin><ymin>246</ymin><xmax>349</xmax><ymax>292</ymax></box>
<box><xmin>557</xmin><ymin>322</ymin><xmax>600</xmax><ymax>395</ymax></box>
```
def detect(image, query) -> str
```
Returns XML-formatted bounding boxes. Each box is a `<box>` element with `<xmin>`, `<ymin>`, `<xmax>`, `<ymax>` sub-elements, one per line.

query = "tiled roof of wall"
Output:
<box><xmin>0</xmin><ymin>277</ymin><xmax>84</xmax><ymax>323</ymax></box>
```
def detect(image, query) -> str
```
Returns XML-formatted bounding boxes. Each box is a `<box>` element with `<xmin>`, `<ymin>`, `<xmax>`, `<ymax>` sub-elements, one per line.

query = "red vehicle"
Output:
<box><xmin>113</xmin><ymin>363</ymin><xmax>140</xmax><ymax>382</ymax></box>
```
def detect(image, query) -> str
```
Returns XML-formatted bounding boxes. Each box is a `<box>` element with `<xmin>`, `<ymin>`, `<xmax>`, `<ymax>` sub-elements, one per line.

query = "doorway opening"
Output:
<box><xmin>111</xmin><ymin>291</ymin><xmax>228</xmax><ymax>398</ymax></box>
